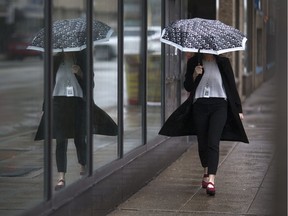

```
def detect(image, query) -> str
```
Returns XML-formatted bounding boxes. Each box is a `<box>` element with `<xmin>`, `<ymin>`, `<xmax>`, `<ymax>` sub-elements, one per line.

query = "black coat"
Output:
<box><xmin>35</xmin><ymin>51</ymin><xmax>118</xmax><ymax>140</ymax></box>
<box><xmin>159</xmin><ymin>55</ymin><xmax>249</xmax><ymax>143</ymax></box>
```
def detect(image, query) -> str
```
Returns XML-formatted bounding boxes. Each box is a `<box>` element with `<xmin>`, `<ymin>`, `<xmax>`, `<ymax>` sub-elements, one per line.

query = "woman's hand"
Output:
<box><xmin>239</xmin><ymin>113</ymin><xmax>244</xmax><ymax>120</ymax></box>
<box><xmin>72</xmin><ymin>65</ymin><xmax>83</xmax><ymax>78</ymax></box>
<box><xmin>194</xmin><ymin>65</ymin><xmax>203</xmax><ymax>75</ymax></box>
<box><xmin>193</xmin><ymin>65</ymin><xmax>203</xmax><ymax>80</ymax></box>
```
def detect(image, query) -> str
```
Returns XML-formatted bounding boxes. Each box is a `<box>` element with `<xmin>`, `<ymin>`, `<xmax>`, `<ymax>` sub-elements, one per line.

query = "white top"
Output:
<box><xmin>194</xmin><ymin>60</ymin><xmax>227</xmax><ymax>100</ymax></box>
<box><xmin>53</xmin><ymin>56</ymin><xmax>83</xmax><ymax>98</ymax></box>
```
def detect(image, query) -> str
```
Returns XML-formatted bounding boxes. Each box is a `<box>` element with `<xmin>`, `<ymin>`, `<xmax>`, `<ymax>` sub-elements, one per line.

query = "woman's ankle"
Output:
<box><xmin>208</xmin><ymin>174</ymin><xmax>215</xmax><ymax>184</ymax></box>
<box><xmin>59</xmin><ymin>172</ymin><xmax>65</xmax><ymax>180</ymax></box>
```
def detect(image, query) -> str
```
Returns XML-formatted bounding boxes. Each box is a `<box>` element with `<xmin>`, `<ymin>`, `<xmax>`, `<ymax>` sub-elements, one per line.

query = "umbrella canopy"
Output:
<box><xmin>27</xmin><ymin>17</ymin><xmax>113</xmax><ymax>52</ymax></box>
<box><xmin>160</xmin><ymin>18</ymin><xmax>247</xmax><ymax>55</ymax></box>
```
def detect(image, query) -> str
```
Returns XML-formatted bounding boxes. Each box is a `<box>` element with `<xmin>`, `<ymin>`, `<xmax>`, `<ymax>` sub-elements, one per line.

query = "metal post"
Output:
<box><xmin>117</xmin><ymin>0</ymin><xmax>124</xmax><ymax>158</ymax></box>
<box><xmin>43</xmin><ymin>0</ymin><xmax>53</xmax><ymax>201</ymax></box>
<box><xmin>86</xmin><ymin>0</ymin><xmax>93</xmax><ymax>175</ymax></box>
<box><xmin>161</xmin><ymin>0</ymin><xmax>166</xmax><ymax>124</ymax></box>
<box><xmin>140</xmin><ymin>0</ymin><xmax>147</xmax><ymax>145</ymax></box>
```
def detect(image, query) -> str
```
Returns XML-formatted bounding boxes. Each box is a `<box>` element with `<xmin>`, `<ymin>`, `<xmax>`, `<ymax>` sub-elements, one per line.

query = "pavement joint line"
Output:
<box><xmin>117</xmin><ymin>207</ymin><xmax>263</xmax><ymax>215</ymax></box>
<box><xmin>177</xmin><ymin>186</ymin><xmax>203</xmax><ymax>213</ymax></box>
<box><xmin>0</xmin><ymin>167</ymin><xmax>45</xmax><ymax>178</ymax></box>
<box><xmin>0</xmin><ymin>130</ymin><xmax>35</xmax><ymax>143</ymax></box>
<box><xmin>177</xmin><ymin>210</ymin><xmax>259</xmax><ymax>215</ymax></box>
<box><xmin>217</xmin><ymin>142</ymin><xmax>239</xmax><ymax>167</ymax></box>
<box><xmin>246</xmin><ymin>154</ymin><xmax>275</xmax><ymax>213</ymax></box>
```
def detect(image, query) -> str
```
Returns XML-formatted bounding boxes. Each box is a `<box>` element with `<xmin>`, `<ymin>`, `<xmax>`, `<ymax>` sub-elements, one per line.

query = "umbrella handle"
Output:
<box><xmin>197</xmin><ymin>48</ymin><xmax>202</xmax><ymax>65</ymax></box>
<box><xmin>197</xmin><ymin>49</ymin><xmax>204</xmax><ymax>73</ymax></box>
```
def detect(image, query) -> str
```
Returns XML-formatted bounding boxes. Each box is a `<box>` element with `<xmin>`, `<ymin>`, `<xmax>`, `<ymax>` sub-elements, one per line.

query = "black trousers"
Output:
<box><xmin>52</xmin><ymin>97</ymin><xmax>87</xmax><ymax>173</ymax></box>
<box><xmin>193</xmin><ymin>98</ymin><xmax>227</xmax><ymax>175</ymax></box>
<box><xmin>56</xmin><ymin>136</ymin><xmax>86</xmax><ymax>173</ymax></box>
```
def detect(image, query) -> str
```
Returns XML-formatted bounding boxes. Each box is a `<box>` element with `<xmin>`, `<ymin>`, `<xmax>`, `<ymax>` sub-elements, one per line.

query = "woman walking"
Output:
<box><xmin>35</xmin><ymin>51</ymin><xmax>118</xmax><ymax>191</ymax></box>
<box><xmin>37</xmin><ymin>51</ymin><xmax>87</xmax><ymax>190</ymax></box>
<box><xmin>159</xmin><ymin>53</ymin><xmax>248</xmax><ymax>196</ymax></box>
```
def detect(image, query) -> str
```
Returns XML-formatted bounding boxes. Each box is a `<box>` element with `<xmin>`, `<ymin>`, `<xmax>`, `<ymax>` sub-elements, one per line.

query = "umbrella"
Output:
<box><xmin>160</xmin><ymin>17</ymin><xmax>247</xmax><ymax>55</ymax></box>
<box><xmin>27</xmin><ymin>17</ymin><xmax>113</xmax><ymax>52</ymax></box>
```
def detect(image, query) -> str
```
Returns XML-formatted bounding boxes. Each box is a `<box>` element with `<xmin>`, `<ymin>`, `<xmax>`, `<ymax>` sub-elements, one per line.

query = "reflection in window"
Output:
<box><xmin>44</xmin><ymin>0</ymin><xmax>88</xmax><ymax>193</ymax></box>
<box><xmin>147</xmin><ymin>0</ymin><xmax>162</xmax><ymax>141</ymax></box>
<box><xmin>93</xmin><ymin>0</ymin><xmax>119</xmax><ymax>169</ymax></box>
<box><xmin>0</xmin><ymin>1</ymin><xmax>44</xmax><ymax>215</ymax></box>
<box><xmin>123</xmin><ymin>0</ymin><xmax>143</xmax><ymax>154</ymax></box>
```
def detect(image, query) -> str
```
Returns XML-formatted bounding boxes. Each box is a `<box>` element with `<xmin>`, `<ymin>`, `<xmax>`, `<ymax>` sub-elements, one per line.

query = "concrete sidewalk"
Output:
<box><xmin>108</xmin><ymin>78</ymin><xmax>276</xmax><ymax>216</ymax></box>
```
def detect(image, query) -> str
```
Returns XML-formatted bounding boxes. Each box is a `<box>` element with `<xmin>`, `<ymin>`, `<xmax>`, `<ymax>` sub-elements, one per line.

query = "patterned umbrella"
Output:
<box><xmin>160</xmin><ymin>18</ymin><xmax>247</xmax><ymax>55</ymax></box>
<box><xmin>27</xmin><ymin>17</ymin><xmax>113</xmax><ymax>52</ymax></box>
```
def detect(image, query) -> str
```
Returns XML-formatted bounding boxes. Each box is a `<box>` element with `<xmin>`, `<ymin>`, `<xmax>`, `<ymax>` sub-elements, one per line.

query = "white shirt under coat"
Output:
<box><xmin>194</xmin><ymin>60</ymin><xmax>227</xmax><ymax>100</ymax></box>
<box><xmin>53</xmin><ymin>56</ymin><xmax>83</xmax><ymax>98</ymax></box>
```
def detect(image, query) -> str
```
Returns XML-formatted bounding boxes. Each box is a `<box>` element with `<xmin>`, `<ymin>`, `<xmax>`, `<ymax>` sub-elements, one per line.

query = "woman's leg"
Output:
<box><xmin>193</xmin><ymin>101</ymin><xmax>210</xmax><ymax>169</ymax></box>
<box><xmin>193</xmin><ymin>99</ymin><xmax>227</xmax><ymax>194</ymax></box>
<box><xmin>55</xmin><ymin>138</ymin><xmax>68</xmax><ymax>190</ymax></box>
<box><xmin>74</xmin><ymin>98</ymin><xmax>87</xmax><ymax>170</ymax></box>
<box><xmin>56</xmin><ymin>138</ymin><xmax>68</xmax><ymax>173</ymax></box>
<box><xmin>74</xmin><ymin>135</ymin><xmax>86</xmax><ymax>167</ymax></box>
<box><xmin>206</xmin><ymin>101</ymin><xmax>227</xmax><ymax>175</ymax></box>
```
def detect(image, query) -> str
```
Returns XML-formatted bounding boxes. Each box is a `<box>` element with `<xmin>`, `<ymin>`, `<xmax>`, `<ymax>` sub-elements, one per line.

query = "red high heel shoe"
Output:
<box><xmin>206</xmin><ymin>182</ymin><xmax>216</xmax><ymax>196</ymax></box>
<box><xmin>202</xmin><ymin>174</ymin><xmax>209</xmax><ymax>188</ymax></box>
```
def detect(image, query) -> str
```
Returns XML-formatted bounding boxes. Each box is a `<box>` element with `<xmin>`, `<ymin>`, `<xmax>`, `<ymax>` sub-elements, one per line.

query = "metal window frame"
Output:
<box><xmin>161</xmin><ymin>0</ymin><xmax>166</xmax><ymax>124</ymax></box>
<box><xmin>118</xmin><ymin>0</ymin><xmax>124</xmax><ymax>158</ymax></box>
<box><xmin>43</xmin><ymin>0</ymin><xmax>53</xmax><ymax>201</ymax></box>
<box><xmin>86</xmin><ymin>0</ymin><xmax>94</xmax><ymax>176</ymax></box>
<box><xmin>140</xmin><ymin>0</ymin><xmax>148</xmax><ymax>145</ymax></box>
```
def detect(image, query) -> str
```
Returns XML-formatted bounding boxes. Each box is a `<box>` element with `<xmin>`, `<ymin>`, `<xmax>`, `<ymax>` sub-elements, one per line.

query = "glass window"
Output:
<box><xmin>123</xmin><ymin>0</ymin><xmax>143</xmax><ymax>154</ymax></box>
<box><xmin>0</xmin><ymin>1</ymin><xmax>44</xmax><ymax>215</ymax></box>
<box><xmin>147</xmin><ymin>0</ymin><xmax>162</xmax><ymax>141</ymax></box>
<box><xmin>50</xmin><ymin>0</ymin><xmax>87</xmax><ymax>192</ymax></box>
<box><xmin>93</xmin><ymin>0</ymin><xmax>118</xmax><ymax>170</ymax></box>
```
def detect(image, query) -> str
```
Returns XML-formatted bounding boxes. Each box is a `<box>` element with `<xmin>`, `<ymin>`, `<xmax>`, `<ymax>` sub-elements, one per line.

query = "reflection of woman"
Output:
<box><xmin>159</xmin><ymin>53</ymin><xmax>248</xmax><ymax>196</ymax></box>
<box><xmin>35</xmin><ymin>51</ymin><xmax>118</xmax><ymax>191</ymax></box>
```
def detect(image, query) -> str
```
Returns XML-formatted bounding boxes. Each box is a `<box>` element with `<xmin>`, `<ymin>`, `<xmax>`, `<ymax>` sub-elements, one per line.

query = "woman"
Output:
<box><xmin>35</xmin><ymin>51</ymin><xmax>118</xmax><ymax>191</ymax></box>
<box><xmin>159</xmin><ymin>53</ymin><xmax>249</xmax><ymax>196</ymax></box>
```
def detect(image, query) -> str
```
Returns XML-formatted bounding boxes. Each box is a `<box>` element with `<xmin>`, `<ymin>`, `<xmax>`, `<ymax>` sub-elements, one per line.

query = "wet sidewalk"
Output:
<box><xmin>108</xmin><ymin>78</ymin><xmax>276</xmax><ymax>216</ymax></box>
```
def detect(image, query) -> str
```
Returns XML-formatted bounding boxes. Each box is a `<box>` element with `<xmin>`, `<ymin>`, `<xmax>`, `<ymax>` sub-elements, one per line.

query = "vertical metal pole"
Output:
<box><xmin>161</xmin><ymin>0</ymin><xmax>166</xmax><ymax>124</ymax></box>
<box><xmin>177</xmin><ymin>1</ymin><xmax>182</xmax><ymax>107</ymax></box>
<box><xmin>140</xmin><ymin>0</ymin><xmax>147</xmax><ymax>145</ymax></box>
<box><xmin>86</xmin><ymin>0</ymin><xmax>93</xmax><ymax>175</ymax></box>
<box><xmin>117</xmin><ymin>0</ymin><xmax>124</xmax><ymax>158</ymax></box>
<box><xmin>44</xmin><ymin>0</ymin><xmax>53</xmax><ymax>201</ymax></box>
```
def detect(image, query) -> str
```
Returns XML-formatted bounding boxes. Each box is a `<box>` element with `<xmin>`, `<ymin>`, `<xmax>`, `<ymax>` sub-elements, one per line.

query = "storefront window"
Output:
<box><xmin>50</xmin><ymin>0</ymin><xmax>87</xmax><ymax>192</ymax></box>
<box><xmin>147</xmin><ymin>0</ymin><xmax>162</xmax><ymax>141</ymax></box>
<box><xmin>123</xmin><ymin>0</ymin><xmax>143</xmax><ymax>154</ymax></box>
<box><xmin>93</xmin><ymin>0</ymin><xmax>118</xmax><ymax>169</ymax></box>
<box><xmin>0</xmin><ymin>1</ymin><xmax>44</xmax><ymax>215</ymax></box>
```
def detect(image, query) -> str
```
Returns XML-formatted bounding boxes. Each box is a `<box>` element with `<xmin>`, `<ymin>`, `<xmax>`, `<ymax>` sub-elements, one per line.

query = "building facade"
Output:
<box><xmin>0</xmin><ymin>0</ymin><xmax>279</xmax><ymax>216</ymax></box>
